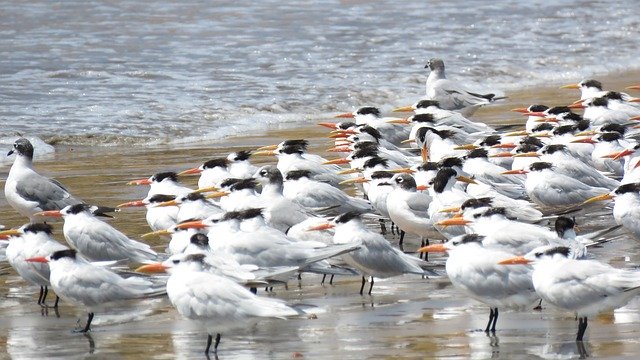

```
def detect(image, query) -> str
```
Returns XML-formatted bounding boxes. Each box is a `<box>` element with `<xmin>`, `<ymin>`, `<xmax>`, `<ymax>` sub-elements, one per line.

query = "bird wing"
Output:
<box><xmin>15</xmin><ymin>175</ymin><xmax>81</xmax><ymax>211</ymax></box>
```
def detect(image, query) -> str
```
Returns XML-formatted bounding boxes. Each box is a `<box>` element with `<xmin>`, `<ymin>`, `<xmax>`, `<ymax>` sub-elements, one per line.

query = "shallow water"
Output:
<box><xmin>1</xmin><ymin>0</ymin><xmax>639</xmax><ymax>146</ymax></box>
<box><xmin>3</xmin><ymin>82</ymin><xmax>640</xmax><ymax>358</ymax></box>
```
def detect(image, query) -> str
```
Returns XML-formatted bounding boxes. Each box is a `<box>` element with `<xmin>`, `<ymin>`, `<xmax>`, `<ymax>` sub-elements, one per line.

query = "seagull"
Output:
<box><xmin>136</xmin><ymin>252</ymin><xmax>302</xmax><ymax>354</ymax></box>
<box><xmin>424</xmin><ymin>58</ymin><xmax>502</xmax><ymax>116</ymax></box>
<box><xmin>4</xmin><ymin>138</ymin><xmax>82</xmax><ymax>221</ymax></box>
<box><xmin>2</xmin><ymin>223</ymin><xmax>67</xmax><ymax>307</ymax></box>
<box><xmin>36</xmin><ymin>204</ymin><xmax>158</xmax><ymax>263</ymax></box>
<box><xmin>499</xmin><ymin>245</ymin><xmax>640</xmax><ymax>341</ymax></box>
<box><xmin>26</xmin><ymin>249</ymin><xmax>163</xmax><ymax>333</ymax></box>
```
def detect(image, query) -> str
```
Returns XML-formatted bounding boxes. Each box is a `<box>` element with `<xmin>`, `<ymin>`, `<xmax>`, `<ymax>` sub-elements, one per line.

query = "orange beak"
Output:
<box><xmin>25</xmin><ymin>256</ymin><xmax>49</xmax><ymax>263</ymax></box>
<box><xmin>559</xmin><ymin>83</ymin><xmax>580</xmax><ymax>90</ymax></box>
<box><xmin>524</xmin><ymin>111</ymin><xmax>547</xmax><ymax>117</ymax></box>
<box><xmin>392</xmin><ymin>105</ymin><xmax>415</xmax><ymax>112</ymax></box>
<box><xmin>416</xmin><ymin>184</ymin><xmax>429</xmax><ymax>191</ymax></box>
<box><xmin>626</xmin><ymin>85</ymin><xmax>640</xmax><ymax>91</ymax></box>
<box><xmin>436</xmin><ymin>218</ymin><xmax>470</xmax><ymax>227</ymax></box>
<box><xmin>385</xmin><ymin>118</ymin><xmax>411</xmax><ymax>125</ymax></box>
<box><xmin>35</xmin><ymin>210</ymin><xmax>63</xmax><ymax>218</ymax></box>
<box><xmin>335</xmin><ymin>112</ymin><xmax>355</xmax><ymax>118</ymax></box>
<box><xmin>326</xmin><ymin>146</ymin><xmax>351</xmax><ymax>153</ymax></box>
<box><xmin>512</xmin><ymin>152</ymin><xmax>539</xmax><ymax>158</ymax></box>
<box><xmin>417</xmin><ymin>243</ymin><xmax>447</xmax><ymax>253</ymax></box>
<box><xmin>141</xmin><ymin>229</ymin><xmax>171</xmax><ymax>238</ymax></box>
<box><xmin>177</xmin><ymin>167</ymin><xmax>202</xmax><ymax>176</ymax></box>
<box><xmin>612</xmin><ymin>148</ymin><xmax>634</xmax><ymax>160</ymax></box>
<box><xmin>306</xmin><ymin>223</ymin><xmax>335</xmax><ymax>231</ymax></box>
<box><xmin>489</xmin><ymin>152</ymin><xmax>514</xmax><ymax>158</ymax></box>
<box><xmin>510</xmin><ymin>107</ymin><xmax>529</xmax><ymax>113</ymax></box>
<box><xmin>438</xmin><ymin>206</ymin><xmax>461</xmax><ymax>213</ymax></box>
<box><xmin>128</xmin><ymin>178</ymin><xmax>152</xmax><ymax>185</ymax></box>
<box><xmin>498</xmin><ymin>256</ymin><xmax>531</xmax><ymax>265</ymax></box>
<box><xmin>176</xmin><ymin>220</ymin><xmax>209</xmax><ymax>230</ymax></box>
<box><xmin>582</xmin><ymin>193</ymin><xmax>614</xmax><ymax>205</ymax></box>
<box><xmin>491</xmin><ymin>143</ymin><xmax>516</xmax><ymax>149</ymax></box>
<box><xmin>570</xmin><ymin>137</ymin><xmax>597</xmax><ymax>144</ymax></box>
<box><xmin>154</xmin><ymin>200</ymin><xmax>178</xmax><ymax>207</ymax></box>
<box><xmin>501</xmin><ymin>169</ymin><xmax>528</xmax><ymax>175</ymax></box>
<box><xmin>318</xmin><ymin>122</ymin><xmax>338</xmax><ymax>129</ymax></box>
<box><xmin>630</xmin><ymin>115</ymin><xmax>640</xmax><ymax>121</ymax></box>
<box><xmin>135</xmin><ymin>262</ymin><xmax>168</xmax><ymax>273</ymax></box>
<box><xmin>339</xmin><ymin>177</ymin><xmax>369</xmax><ymax>185</ymax></box>
<box><xmin>568</xmin><ymin>103</ymin><xmax>585</xmax><ymax>109</ymax></box>
<box><xmin>323</xmin><ymin>158</ymin><xmax>350</xmax><ymax>165</ymax></box>
<box><xmin>116</xmin><ymin>200</ymin><xmax>146</xmax><ymax>208</ymax></box>
<box><xmin>0</xmin><ymin>229</ymin><xmax>22</xmax><ymax>238</ymax></box>
<box><xmin>205</xmin><ymin>191</ymin><xmax>230</xmax><ymax>199</ymax></box>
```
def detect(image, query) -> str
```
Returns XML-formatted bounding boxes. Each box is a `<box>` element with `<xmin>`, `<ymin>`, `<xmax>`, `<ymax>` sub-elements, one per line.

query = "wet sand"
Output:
<box><xmin>1</xmin><ymin>71</ymin><xmax>640</xmax><ymax>359</ymax></box>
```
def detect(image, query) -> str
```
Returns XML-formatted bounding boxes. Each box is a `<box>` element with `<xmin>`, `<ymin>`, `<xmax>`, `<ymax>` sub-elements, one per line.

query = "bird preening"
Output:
<box><xmin>3</xmin><ymin>59</ymin><xmax>640</xmax><ymax>357</ymax></box>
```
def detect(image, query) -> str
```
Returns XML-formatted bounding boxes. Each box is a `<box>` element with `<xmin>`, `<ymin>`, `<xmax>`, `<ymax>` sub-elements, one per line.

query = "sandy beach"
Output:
<box><xmin>1</xmin><ymin>70</ymin><xmax>640</xmax><ymax>359</ymax></box>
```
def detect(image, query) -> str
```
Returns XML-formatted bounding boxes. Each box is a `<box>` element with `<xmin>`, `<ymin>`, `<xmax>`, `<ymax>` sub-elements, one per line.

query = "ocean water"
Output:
<box><xmin>1</xmin><ymin>0</ymin><xmax>638</xmax><ymax>147</ymax></box>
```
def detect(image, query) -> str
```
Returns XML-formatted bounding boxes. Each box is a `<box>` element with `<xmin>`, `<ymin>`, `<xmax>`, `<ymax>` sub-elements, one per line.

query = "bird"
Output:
<box><xmin>128</xmin><ymin>171</ymin><xmax>193</xmax><ymax>197</ymax></box>
<box><xmin>308</xmin><ymin>212</ymin><xmax>440</xmax><ymax>294</ymax></box>
<box><xmin>2</xmin><ymin>223</ymin><xmax>68</xmax><ymax>307</ymax></box>
<box><xmin>419</xmin><ymin>234</ymin><xmax>537</xmax><ymax>332</ymax></box>
<box><xmin>36</xmin><ymin>204</ymin><xmax>158</xmax><ymax>263</ymax></box>
<box><xmin>4</xmin><ymin>138</ymin><xmax>82</xmax><ymax>221</ymax></box>
<box><xmin>583</xmin><ymin>182</ymin><xmax>640</xmax><ymax>239</ymax></box>
<box><xmin>499</xmin><ymin>245</ymin><xmax>640</xmax><ymax>341</ymax></box>
<box><xmin>117</xmin><ymin>194</ymin><xmax>180</xmax><ymax>232</ymax></box>
<box><xmin>283</xmin><ymin>170</ymin><xmax>374</xmax><ymax>215</ymax></box>
<box><xmin>26</xmin><ymin>249</ymin><xmax>163</xmax><ymax>333</ymax></box>
<box><xmin>136</xmin><ymin>252</ymin><xmax>303</xmax><ymax>354</ymax></box>
<box><xmin>424</xmin><ymin>58</ymin><xmax>502</xmax><ymax>116</ymax></box>
<box><xmin>386</xmin><ymin>173</ymin><xmax>441</xmax><ymax>251</ymax></box>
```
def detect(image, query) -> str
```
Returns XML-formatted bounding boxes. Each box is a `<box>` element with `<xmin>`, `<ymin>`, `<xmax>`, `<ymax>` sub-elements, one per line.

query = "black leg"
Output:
<box><xmin>419</xmin><ymin>238</ymin><xmax>425</xmax><ymax>259</ymax></box>
<box><xmin>329</xmin><ymin>274</ymin><xmax>335</xmax><ymax>285</ymax></box>
<box><xmin>54</xmin><ymin>296</ymin><xmax>60</xmax><ymax>308</ymax></box>
<box><xmin>533</xmin><ymin>298</ymin><xmax>542</xmax><ymax>310</ymax></box>
<box><xmin>485</xmin><ymin>308</ymin><xmax>495</xmax><ymax>333</ymax></box>
<box><xmin>391</xmin><ymin>222</ymin><xmax>396</xmax><ymax>235</ymax></box>
<box><xmin>76</xmin><ymin>312</ymin><xmax>94</xmax><ymax>333</ymax></box>
<box><xmin>37</xmin><ymin>286</ymin><xmax>44</xmax><ymax>305</ymax></box>
<box><xmin>577</xmin><ymin>317</ymin><xmax>588</xmax><ymax>341</ymax></box>
<box><xmin>249</xmin><ymin>287</ymin><xmax>257</xmax><ymax>294</ymax></box>
<box><xmin>359</xmin><ymin>276</ymin><xmax>366</xmax><ymax>295</ymax></box>
<box><xmin>379</xmin><ymin>219</ymin><xmax>387</xmax><ymax>235</ymax></box>
<box><xmin>490</xmin><ymin>308</ymin><xmax>498</xmax><ymax>332</ymax></box>
<box><xmin>399</xmin><ymin>230</ymin><xmax>405</xmax><ymax>251</ymax></box>
<box><xmin>321</xmin><ymin>274</ymin><xmax>327</xmax><ymax>285</ymax></box>
<box><xmin>368</xmin><ymin>276</ymin><xmax>374</xmax><ymax>295</ymax></box>
<box><xmin>41</xmin><ymin>286</ymin><xmax>49</xmax><ymax>307</ymax></box>
<box><xmin>214</xmin><ymin>333</ymin><xmax>221</xmax><ymax>352</ymax></box>
<box><xmin>205</xmin><ymin>334</ymin><xmax>212</xmax><ymax>353</ymax></box>
<box><xmin>423</xmin><ymin>238</ymin><xmax>429</xmax><ymax>261</ymax></box>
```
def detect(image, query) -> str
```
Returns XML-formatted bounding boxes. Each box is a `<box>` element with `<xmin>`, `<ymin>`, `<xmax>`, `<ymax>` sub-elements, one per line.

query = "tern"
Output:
<box><xmin>500</xmin><ymin>245</ymin><xmax>640</xmax><ymax>341</ymax></box>
<box><xmin>27</xmin><ymin>249</ymin><xmax>163</xmax><ymax>333</ymax></box>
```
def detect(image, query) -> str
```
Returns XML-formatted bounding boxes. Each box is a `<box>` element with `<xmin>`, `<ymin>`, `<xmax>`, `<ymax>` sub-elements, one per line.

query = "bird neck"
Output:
<box><xmin>12</xmin><ymin>154</ymin><xmax>34</xmax><ymax>170</ymax></box>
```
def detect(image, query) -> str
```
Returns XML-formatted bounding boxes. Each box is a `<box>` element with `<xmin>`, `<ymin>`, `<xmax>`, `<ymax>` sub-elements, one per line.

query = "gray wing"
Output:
<box><xmin>406</xmin><ymin>193</ymin><xmax>432</xmax><ymax>218</ymax></box>
<box><xmin>16</xmin><ymin>175</ymin><xmax>81</xmax><ymax>211</ymax></box>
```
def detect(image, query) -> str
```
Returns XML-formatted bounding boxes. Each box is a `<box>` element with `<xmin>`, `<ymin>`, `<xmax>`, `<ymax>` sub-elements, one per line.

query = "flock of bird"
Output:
<box><xmin>2</xmin><ymin>58</ymin><xmax>640</xmax><ymax>355</ymax></box>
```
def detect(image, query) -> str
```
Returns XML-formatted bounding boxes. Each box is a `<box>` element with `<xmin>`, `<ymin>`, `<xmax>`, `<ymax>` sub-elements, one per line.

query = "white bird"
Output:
<box><xmin>309</xmin><ymin>212</ymin><xmax>439</xmax><ymax>294</ymax></box>
<box><xmin>386</xmin><ymin>173</ymin><xmax>441</xmax><ymax>251</ymax></box>
<box><xmin>178</xmin><ymin>158</ymin><xmax>232</xmax><ymax>189</ymax></box>
<box><xmin>136</xmin><ymin>252</ymin><xmax>302</xmax><ymax>354</ymax></box>
<box><xmin>424</xmin><ymin>58</ymin><xmax>502</xmax><ymax>116</ymax></box>
<box><xmin>128</xmin><ymin>171</ymin><xmax>193</xmax><ymax>197</ymax></box>
<box><xmin>226</xmin><ymin>150</ymin><xmax>258</xmax><ymax>179</ymax></box>
<box><xmin>283</xmin><ymin>170</ymin><xmax>373</xmax><ymax>215</ymax></box>
<box><xmin>420</xmin><ymin>234</ymin><xmax>537</xmax><ymax>332</ymax></box>
<box><xmin>538</xmin><ymin>144</ymin><xmax>620</xmax><ymax>190</ymax></box>
<box><xmin>505</xmin><ymin>162</ymin><xmax>610</xmax><ymax>212</ymax></box>
<box><xmin>2</xmin><ymin>223</ymin><xmax>67</xmax><ymax>307</ymax></box>
<box><xmin>252</xmin><ymin>165</ymin><xmax>314</xmax><ymax>232</ymax></box>
<box><xmin>26</xmin><ymin>249</ymin><xmax>163</xmax><ymax>332</ymax></box>
<box><xmin>334</xmin><ymin>107</ymin><xmax>409</xmax><ymax>146</ymax></box>
<box><xmin>37</xmin><ymin>204</ymin><xmax>158</xmax><ymax>263</ymax></box>
<box><xmin>583</xmin><ymin>183</ymin><xmax>640</xmax><ymax>239</ymax></box>
<box><xmin>156</xmin><ymin>192</ymin><xmax>223</xmax><ymax>223</ymax></box>
<box><xmin>499</xmin><ymin>245</ymin><xmax>640</xmax><ymax>341</ymax></box>
<box><xmin>117</xmin><ymin>194</ymin><xmax>180</xmax><ymax>232</ymax></box>
<box><xmin>4</xmin><ymin>138</ymin><xmax>82</xmax><ymax>221</ymax></box>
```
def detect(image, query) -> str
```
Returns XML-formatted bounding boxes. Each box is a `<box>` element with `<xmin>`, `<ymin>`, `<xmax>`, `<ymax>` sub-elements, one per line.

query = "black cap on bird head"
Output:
<box><xmin>554</xmin><ymin>216</ymin><xmax>576</xmax><ymax>238</ymax></box>
<box><xmin>415</xmin><ymin>100</ymin><xmax>441</xmax><ymax>109</ymax></box>
<box><xmin>425</xmin><ymin>58</ymin><xmax>445</xmax><ymax>71</ymax></box>
<box><xmin>392</xmin><ymin>173</ymin><xmax>417</xmax><ymax>190</ymax></box>
<box><xmin>190</xmin><ymin>233</ymin><xmax>210</xmax><ymax>248</ymax></box>
<box><xmin>229</xmin><ymin>150</ymin><xmax>252</xmax><ymax>162</ymax></box>
<box><xmin>50</xmin><ymin>249</ymin><xmax>77</xmax><ymax>261</ymax></box>
<box><xmin>152</xmin><ymin>171</ymin><xmax>179</xmax><ymax>183</ymax></box>
<box><xmin>430</xmin><ymin>167</ymin><xmax>458</xmax><ymax>193</ymax></box>
<box><xmin>23</xmin><ymin>222</ymin><xmax>54</xmax><ymax>235</ymax></box>
<box><xmin>580</xmin><ymin>79</ymin><xmax>603</xmax><ymax>90</ymax></box>
<box><xmin>614</xmin><ymin>183</ymin><xmax>640</xmax><ymax>195</ymax></box>
<box><xmin>285</xmin><ymin>170</ymin><xmax>312</xmax><ymax>181</ymax></box>
<box><xmin>334</xmin><ymin>211</ymin><xmax>361</xmax><ymax>224</ymax></box>
<box><xmin>355</xmin><ymin>107</ymin><xmax>381</xmax><ymax>117</ymax></box>
<box><xmin>202</xmin><ymin>158</ymin><xmax>229</xmax><ymax>170</ymax></box>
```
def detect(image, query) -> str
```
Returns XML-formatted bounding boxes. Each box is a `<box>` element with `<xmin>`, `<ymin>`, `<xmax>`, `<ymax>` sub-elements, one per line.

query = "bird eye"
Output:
<box><xmin>452</xmin><ymin>241</ymin><xmax>459</xmax><ymax>246</ymax></box>
<box><xmin>260</xmin><ymin>171</ymin><xmax>267</xmax><ymax>176</ymax></box>
<box><xmin>534</xmin><ymin>252</ymin><xmax>542</xmax><ymax>258</ymax></box>
<box><xmin>473</xmin><ymin>214</ymin><xmax>480</xmax><ymax>218</ymax></box>
<box><xmin>172</xmin><ymin>259</ymin><xmax>180</xmax><ymax>264</ymax></box>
